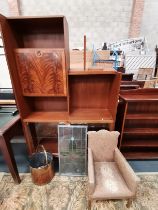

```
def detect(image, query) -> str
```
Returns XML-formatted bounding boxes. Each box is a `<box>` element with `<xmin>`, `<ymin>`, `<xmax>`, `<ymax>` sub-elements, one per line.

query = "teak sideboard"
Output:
<box><xmin>0</xmin><ymin>15</ymin><xmax>121</xmax><ymax>155</ymax></box>
<box><xmin>116</xmin><ymin>88</ymin><xmax>158</xmax><ymax>159</ymax></box>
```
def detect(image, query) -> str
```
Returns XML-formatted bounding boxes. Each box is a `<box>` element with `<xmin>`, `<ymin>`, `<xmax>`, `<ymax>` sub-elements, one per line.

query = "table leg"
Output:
<box><xmin>0</xmin><ymin>135</ymin><xmax>21</xmax><ymax>184</ymax></box>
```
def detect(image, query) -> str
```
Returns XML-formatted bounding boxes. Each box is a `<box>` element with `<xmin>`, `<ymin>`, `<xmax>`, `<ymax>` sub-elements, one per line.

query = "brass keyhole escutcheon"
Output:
<box><xmin>36</xmin><ymin>50</ymin><xmax>42</xmax><ymax>57</ymax></box>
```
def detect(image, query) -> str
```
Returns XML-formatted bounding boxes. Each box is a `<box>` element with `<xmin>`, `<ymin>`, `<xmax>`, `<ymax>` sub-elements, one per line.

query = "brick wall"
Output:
<box><xmin>129</xmin><ymin>0</ymin><xmax>144</xmax><ymax>38</ymax></box>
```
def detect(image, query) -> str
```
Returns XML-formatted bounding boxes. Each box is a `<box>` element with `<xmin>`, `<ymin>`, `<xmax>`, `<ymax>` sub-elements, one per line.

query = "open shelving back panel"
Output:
<box><xmin>69</xmin><ymin>74</ymin><xmax>112</xmax><ymax>109</ymax></box>
<box><xmin>7</xmin><ymin>17</ymin><xmax>65</xmax><ymax>48</ymax></box>
<box><xmin>68</xmin><ymin>73</ymin><xmax>121</xmax><ymax>123</ymax></box>
<box><xmin>127</xmin><ymin>101</ymin><xmax>158</xmax><ymax>115</ymax></box>
<box><xmin>25</xmin><ymin>97</ymin><xmax>68</xmax><ymax>112</ymax></box>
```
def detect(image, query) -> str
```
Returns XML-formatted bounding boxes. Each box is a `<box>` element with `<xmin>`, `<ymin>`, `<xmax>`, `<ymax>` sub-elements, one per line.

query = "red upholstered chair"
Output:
<box><xmin>88</xmin><ymin>130</ymin><xmax>139</xmax><ymax>209</ymax></box>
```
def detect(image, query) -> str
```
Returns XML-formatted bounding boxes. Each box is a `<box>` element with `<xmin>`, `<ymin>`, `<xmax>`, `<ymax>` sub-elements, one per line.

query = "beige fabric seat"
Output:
<box><xmin>88</xmin><ymin>130</ymin><xmax>139</xmax><ymax>209</ymax></box>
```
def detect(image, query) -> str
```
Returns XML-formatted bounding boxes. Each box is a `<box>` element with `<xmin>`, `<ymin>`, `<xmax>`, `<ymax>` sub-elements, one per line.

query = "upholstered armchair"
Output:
<box><xmin>88</xmin><ymin>130</ymin><xmax>139</xmax><ymax>209</ymax></box>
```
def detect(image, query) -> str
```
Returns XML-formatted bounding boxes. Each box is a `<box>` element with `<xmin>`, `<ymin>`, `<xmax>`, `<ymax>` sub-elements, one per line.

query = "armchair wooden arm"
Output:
<box><xmin>114</xmin><ymin>148</ymin><xmax>139</xmax><ymax>195</ymax></box>
<box><xmin>88</xmin><ymin>148</ymin><xmax>95</xmax><ymax>195</ymax></box>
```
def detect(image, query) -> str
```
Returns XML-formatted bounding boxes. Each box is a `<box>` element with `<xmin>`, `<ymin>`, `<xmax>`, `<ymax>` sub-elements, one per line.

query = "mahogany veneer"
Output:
<box><xmin>15</xmin><ymin>49</ymin><xmax>67</xmax><ymax>96</ymax></box>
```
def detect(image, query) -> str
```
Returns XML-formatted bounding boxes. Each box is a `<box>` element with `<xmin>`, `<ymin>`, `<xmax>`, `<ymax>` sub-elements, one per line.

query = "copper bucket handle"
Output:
<box><xmin>36</xmin><ymin>145</ymin><xmax>48</xmax><ymax>165</ymax></box>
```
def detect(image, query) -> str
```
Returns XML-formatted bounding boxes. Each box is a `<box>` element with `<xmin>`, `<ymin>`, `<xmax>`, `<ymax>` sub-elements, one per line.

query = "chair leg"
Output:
<box><xmin>126</xmin><ymin>198</ymin><xmax>132</xmax><ymax>208</ymax></box>
<box><xmin>88</xmin><ymin>198</ymin><xmax>91</xmax><ymax>210</ymax></box>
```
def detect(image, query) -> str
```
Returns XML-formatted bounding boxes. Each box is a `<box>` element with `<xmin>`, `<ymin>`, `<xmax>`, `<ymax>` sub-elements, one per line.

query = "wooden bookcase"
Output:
<box><xmin>0</xmin><ymin>15</ymin><xmax>121</xmax><ymax>155</ymax></box>
<box><xmin>116</xmin><ymin>88</ymin><xmax>158</xmax><ymax>159</ymax></box>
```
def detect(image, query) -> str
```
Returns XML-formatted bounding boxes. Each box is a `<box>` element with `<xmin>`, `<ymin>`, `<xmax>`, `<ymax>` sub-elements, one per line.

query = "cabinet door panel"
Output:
<box><xmin>15</xmin><ymin>49</ymin><xmax>67</xmax><ymax>96</ymax></box>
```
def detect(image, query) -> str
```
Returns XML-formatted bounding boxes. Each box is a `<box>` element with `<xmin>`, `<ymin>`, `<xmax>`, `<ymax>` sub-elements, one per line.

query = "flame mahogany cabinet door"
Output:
<box><xmin>14</xmin><ymin>49</ymin><xmax>67</xmax><ymax>96</ymax></box>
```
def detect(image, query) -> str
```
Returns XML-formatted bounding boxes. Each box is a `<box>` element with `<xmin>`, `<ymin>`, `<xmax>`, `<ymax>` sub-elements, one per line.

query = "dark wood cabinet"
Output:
<box><xmin>0</xmin><ymin>15</ymin><xmax>121</xmax><ymax>155</ymax></box>
<box><xmin>116</xmin><ymin>88</ymin><xmax>158</xmax><ymax>159</ymax></box>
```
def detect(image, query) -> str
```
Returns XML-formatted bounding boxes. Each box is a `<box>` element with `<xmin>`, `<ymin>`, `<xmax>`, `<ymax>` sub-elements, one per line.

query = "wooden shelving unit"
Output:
<box><xmin>124</xmin><ymin>128</ymin><xmax>158</xmax><ymax>134</ymax></box>
<box><xmin>0</xmin><ymin>15</ymin><xmax>121</xmax><ymax>155</ymax></box>
<box><xmin>23</xmin><ymin>112</ymin><xmax>69</xmax><ymax>123</ymax></box>
<box><xmin>125</xmin><ymin>114</ymin><xmax>158</xmax><ymax>120</ymax></box>
<box><xmin>122</xmin><ymin>138</ymin><xmax>158</xmax><ymax>147</ymax></box>
<box><xmin>69</xmin><ymin>108</ymin><xmax>113</xmax><ymax>124</ymax></box>
<box><xmin>68</xmin><ymin>69</ymin><xmax>117</xmax><ymax>75</ymax></box>
<box><xmin>115</xmin><ymin>88</ymin><xmax>158</xmax><ymax>159</ymax></box>
<box><xmin>122</xmin><ymin>151</ymin><xmax>158</xmax><ymax>160</ymax></box>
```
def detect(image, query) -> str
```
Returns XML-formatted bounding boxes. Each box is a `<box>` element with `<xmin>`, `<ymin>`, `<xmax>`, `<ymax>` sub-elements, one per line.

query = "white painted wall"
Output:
<box><xmin>0</xmin><ymin>1</ymin><xmax>11</xmax><ymax>88</ymax></box>
<box><xmin>0</xmin><ymin>55</ymin><xmax>12</xmax><ymax>88</ymax></box>
<box><xmin>0</xmin><ymin>37</ymin><xmax>12</xmax><ymax>88</ymax></box>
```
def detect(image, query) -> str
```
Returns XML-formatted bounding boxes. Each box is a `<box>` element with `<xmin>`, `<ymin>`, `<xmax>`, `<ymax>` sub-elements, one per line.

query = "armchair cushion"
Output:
<box><xmin>88</xmin><ymin>130</ymin><xmax>120</xmax><ymax>162</ymax></box>
<box><xmin>92</xmin><ymin>162</ymin><xmax>133</xmax><ymax>200</ymax></box>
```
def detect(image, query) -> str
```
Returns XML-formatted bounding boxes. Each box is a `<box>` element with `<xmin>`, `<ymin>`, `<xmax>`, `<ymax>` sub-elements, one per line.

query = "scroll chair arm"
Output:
<box><xmin>114</xmin><ymin>148</ymin><xmax>140</xmax><ymax>194</ymax></box>
<box><xmin>88</xmin><ymin>148</ymin><xmax>95</xmax><ymax>195</ymax></box>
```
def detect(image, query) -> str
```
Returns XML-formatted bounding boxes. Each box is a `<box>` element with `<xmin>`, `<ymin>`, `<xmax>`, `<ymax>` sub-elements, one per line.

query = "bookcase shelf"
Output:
<box><xmin>23</xmin><ymin>109</ymin><xmax>114</xmax><ymax>124</ymax></box>
<box><xmin>121</xmin><ymin>151</ymin><xmax>158</xmax><ymax>159</ymax></box>
<box><xmin>124</xmin><ymin>128</ymin><xmax>158</xmax><ymax>135</ymax></box>
<box><xmin>69</xmin><ymin>108</ymin><xmax>113</xmax><ymax>124</ymax></box>
<box><xmin>23</xmin><ymin>112</ymin><xmax>69</xmax><ymax>123</ymax></box>
<box><xmin>122</xmin><ymin>139</ymin><xmax>158</xmax><ymax>148</ymax></box>
<box><xmin>125</xmin><ymin>114</ymin><xmax>158</xmax><ymax>120</ymax></box>
<box><xmin>68</xmin><ymin>69</ymin><xmax>117</xmax><ymax>75</ymax></box>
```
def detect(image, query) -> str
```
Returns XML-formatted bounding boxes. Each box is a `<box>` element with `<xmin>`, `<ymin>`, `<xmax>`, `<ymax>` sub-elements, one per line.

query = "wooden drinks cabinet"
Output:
<box><xmin>0</xmin><ymin>15</ymin><xmax>121</xmax><ymax>155</ymax></box>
